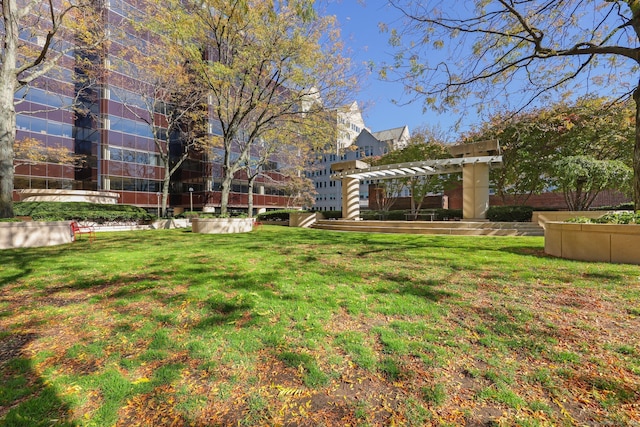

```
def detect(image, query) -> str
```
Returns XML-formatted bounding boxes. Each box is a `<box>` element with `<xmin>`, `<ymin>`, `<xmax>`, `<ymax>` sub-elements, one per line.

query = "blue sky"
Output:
<box><xmin>323</xmin><ymin>1</ymin><xmax>467</xmax><ymax>139</ymax></box>
<box><xmin>321</xmin><ymin>2</ymin><xmax>633</xmax><ymax>142</ymax></box>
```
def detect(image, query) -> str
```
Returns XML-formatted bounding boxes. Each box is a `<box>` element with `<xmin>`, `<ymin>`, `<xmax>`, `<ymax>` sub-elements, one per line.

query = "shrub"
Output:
<box><xmin>592</xmin><ymin>202</ymin><xmax>635</xmax><ymax>211</ymax></box>
<box><xmin>13</xmin><ymin>202</ymin><xmax>153</xmax><ymax>222</ymax></box>
<box><xmin>568</xmin><ymin>212</ymin><xmax>640</xmax><ymax>224</ymax></box>
<box><xmin>318</xmin><ymin>210</ymin><xmax>342</xmax><ymax>219</ymax></box>
<box><xmin>0</xmin><ymin>218</ymin><xmax>22</xmax><ymax>223</ymax></box>
<box><xmin>359</xmin><ymin>210</ymin><xmax>404</xmax><ymax>220</ymax></box>
<box><xmin>487</xmin><ymin>206</ymin><xmax>534</xmax><ymax>222</ymax></box>
<box><xmin>360</xmin><ymin>209</ymin><xmax>463</xmax><ymax>221</ymax></box>
<box><xmin>381</xmin><ymin>210</ymin><xmax>406</xmax><ymax>220</ymax></box>
<box><xmin>360</xmin><ymin>211</ymin><xmax>379</xmax><ymax>220</ymax></box>
<box><xmin>256</xmin><ymin>209</ymin><xmax>302</xmax><ymax>221</ymax></box>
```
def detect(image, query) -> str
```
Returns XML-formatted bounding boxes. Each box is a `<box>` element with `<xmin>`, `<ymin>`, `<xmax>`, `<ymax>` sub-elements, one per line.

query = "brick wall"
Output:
<box><xmin>378</xmin><ymin>187</ymin><xmax>630</xmax><ymax>211</ymax></box>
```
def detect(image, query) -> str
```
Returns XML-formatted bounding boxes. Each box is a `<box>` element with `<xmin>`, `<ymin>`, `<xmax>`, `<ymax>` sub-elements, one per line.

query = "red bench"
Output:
<box><xmin>70</xmin><ymin>221</ymin><xmax>96</xmax><ymax>242</ymax></box>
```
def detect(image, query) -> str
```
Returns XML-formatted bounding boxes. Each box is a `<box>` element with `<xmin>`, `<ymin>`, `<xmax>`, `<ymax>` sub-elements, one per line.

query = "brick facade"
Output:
<box><xmin>374</xmin><ymin>185</ymin><xmax>631</xmax><ymax>211</ymax></box>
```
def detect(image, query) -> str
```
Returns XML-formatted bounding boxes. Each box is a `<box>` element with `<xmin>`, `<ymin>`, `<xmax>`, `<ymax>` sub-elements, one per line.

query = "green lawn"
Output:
<box><xmin>0</xmin><ymin>226</ymin><xmax>638</xmax><ymax>426</ymax></box>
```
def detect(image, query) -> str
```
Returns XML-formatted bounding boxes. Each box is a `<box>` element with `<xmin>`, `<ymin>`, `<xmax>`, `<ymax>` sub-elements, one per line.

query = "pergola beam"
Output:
<box><xmin>329</xmin><ymin>140</ymin><xmax>501</xmax><ymax>221</ymax></box>
<box><xmin>330</xmin><ymin>156</ymin><xmax>502</xmax><ymax>180</ymax></box>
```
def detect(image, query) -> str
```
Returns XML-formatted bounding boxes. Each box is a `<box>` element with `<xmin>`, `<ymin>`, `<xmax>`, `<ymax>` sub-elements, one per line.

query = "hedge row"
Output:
<box><xmin>177</xmin><ymin>212</ymin><xmax>245</xmax><ymax>219</ymax></box>
<box><xmin>256</xmin><ymin>209</ymin><xmax>302</xmax><ymax>221</ymax></box>
<box><xmin>568</xmin><ymin>211</ymin><xmax>640</xmax><ymax>224</ymax></box>
<box><xmin>14</xmin><ymin>202</ymin><xmax>153</xmax><ymax>222</ymax></box>
<box><xmin>486</xmin><ymin>206</ymin><xmax>534</xmax><ymax>222</ymax></box>
<box><xmin>360</xmin><ymin>209</ymin><xmax>463</xmax><ymax>221</ymax></box>
<box><xmin>255</xmin><ymin>210</ymin><xmax>346</xmax><ymax>221</ymax></box>
<box><xmin>19</xmin><ymin>202</ymin><xmax>629</xmax><ymax>224</ymax></box>
<box><xmin>591</xmin><ymin>202</ymin><xmax>635</xmax><ymax>211</ymax></box>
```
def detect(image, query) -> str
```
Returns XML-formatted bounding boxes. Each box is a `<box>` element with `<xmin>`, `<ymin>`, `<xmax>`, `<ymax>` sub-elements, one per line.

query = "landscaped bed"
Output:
<box><xmin>0</xmin><ymin>227</ymin><xmax>638</xmax><ymax>426</ymax></box>
<box><xmin>544</xmin><ymin>211</ymin><xmax>640</xmax><ymax>264</ymax></box>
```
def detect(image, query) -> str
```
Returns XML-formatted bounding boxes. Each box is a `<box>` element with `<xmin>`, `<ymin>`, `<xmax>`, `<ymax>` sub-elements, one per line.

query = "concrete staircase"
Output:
<box><xmin>311</xmin><ymin>220</ymin><xmax>544</xmax><ymax>236</ymax></box>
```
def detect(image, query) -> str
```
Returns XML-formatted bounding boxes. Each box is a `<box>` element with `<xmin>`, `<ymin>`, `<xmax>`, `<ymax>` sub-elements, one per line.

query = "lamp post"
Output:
<box><xmin>156</xmin><ymin>192</ymin><xmax>160</xmax><ymax>218</ymax></box>
<box><xmin>189</xmin><ymin>187</ymin><xmax>194</xmax><ymax>212</ymax></box>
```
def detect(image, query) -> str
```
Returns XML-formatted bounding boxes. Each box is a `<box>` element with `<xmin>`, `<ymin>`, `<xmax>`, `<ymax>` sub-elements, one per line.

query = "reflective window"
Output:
<box><xmin>108</xmin><ymin>115</ymin><xmax>154</xmax><ymax>139</ymax></box>
<box><xmin>109</xmin><ymin>147</ymin><xmax>123</xmax><ymax>161</ymax></box>
<box><xmin>15</xmin><ymin>87</ymin><xmax>73</xmax><ymax>108</ymax></box>
<box><xmin>107</xmin><ymin>145</ymin><xmax>162</xmax><ymax>167</ymax></box>
<box><xmin>16</xmin><ymin>115</ymin><xmax>72</xmax><ymax>138</ymax></box>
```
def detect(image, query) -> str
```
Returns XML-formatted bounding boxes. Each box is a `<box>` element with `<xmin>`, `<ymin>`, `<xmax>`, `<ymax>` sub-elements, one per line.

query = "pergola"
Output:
<box><xmin>330</xmin><ymin>140</ymin><xmax>502</xmax><ymax>221</ymax></box>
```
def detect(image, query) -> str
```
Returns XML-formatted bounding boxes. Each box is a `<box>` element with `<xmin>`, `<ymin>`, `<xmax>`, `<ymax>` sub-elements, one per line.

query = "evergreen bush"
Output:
<box><xmin>592</xmin><ymin>202</ymin><xmax>635</xmax><ymax>211</ymax></box>
<box><xmin>256</xmin><ymin>209</ymin><xmax>301</xmax><ymax>221</ymax></box>
<box><xmin>487</xmin><ymin>206</ymin><xmax>534</xmax><ymax>222</ymax></box>
<box><xmin>14</xmin><ymin>202</ymin><xmax>153</xmax><ymax>222</ymax></box>
<box><xmin>318</xmin><ymin>210</ymin><xmax>342</xmax><ymax>219</ymax></box>
<box><xmin>568</xmin><ymin>212</ymin><xmax>640</xmax><ymax>224</ymax></box>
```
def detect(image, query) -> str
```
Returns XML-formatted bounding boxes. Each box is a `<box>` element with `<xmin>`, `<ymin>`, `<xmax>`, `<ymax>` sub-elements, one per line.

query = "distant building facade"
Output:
<box><xmin>307</xmin><ymin>101</ymin><xmax>410</xmax><ymax>211</ymax></box>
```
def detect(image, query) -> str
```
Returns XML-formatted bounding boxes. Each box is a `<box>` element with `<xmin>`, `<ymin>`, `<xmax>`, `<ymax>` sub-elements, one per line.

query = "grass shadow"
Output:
<box><xmin>0</xmin><ymin>332</ymin><xmax>77</xmax><ymax>426</ymax></box>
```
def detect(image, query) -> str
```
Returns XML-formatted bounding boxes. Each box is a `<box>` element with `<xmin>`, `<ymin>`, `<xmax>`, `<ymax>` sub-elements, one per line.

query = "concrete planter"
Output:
<box><xmin>289</xmin><ymin>212</ymin><xmax>319</xmax><ymax>228</ymax></box>
<box><xmin>191</xmin><ymin>218</ymin><xmax>254</xmax><ymax>234</ymax></box>
<box><xmin>544</xmin><ymin>221</ymin><xmax>640</xmax><ymax>265</ymax></box>
<box><xmin>533</xmin><ymin>211</ymin><xmax>613</xmax><ymax>228</ymax></box>
<box><xmin>151</xmin><ymin>219</ymin><xmax>190</xmax><ymax>229</ymax></box>
<box><xmin>0</xmin><ymin>221</ymin><xmax>73</xmax><ymax>249</ymax></box>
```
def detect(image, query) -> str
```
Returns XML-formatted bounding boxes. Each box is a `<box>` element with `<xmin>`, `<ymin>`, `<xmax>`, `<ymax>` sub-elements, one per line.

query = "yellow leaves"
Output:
<box><xmin>62</xmin><ymin>384</ymin><xmax>83</xmax><ymax>396</ymax></box>
<box><xmin>132</xmin><ymin>377</ymin><xmax>150</xmax><ymax>385</ymax></box>
<box><xmin>296</xmin><ymin>400</ymin><xmax>311</xmax><ymax>418</ymax></box>
<box><xmin>275</xmin><ymin>386</ymin><xmax>305</xmax><ymax>397</ymax></box>
<box><xmin>14</xmin><ymin>137</ymin><xmax>76</xmax><ymax>165</ymax></box>
<box><xmin>552</xmin><ymin>396</ymin><xmax>578</xmax><ymax>424</ymax></box>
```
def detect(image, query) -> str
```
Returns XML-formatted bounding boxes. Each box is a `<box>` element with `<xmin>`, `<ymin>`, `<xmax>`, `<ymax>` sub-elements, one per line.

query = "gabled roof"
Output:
<box><xmin>371</xmin><ymin>126</ymin><xmax>408</xmax><ymax>142</ymax></box>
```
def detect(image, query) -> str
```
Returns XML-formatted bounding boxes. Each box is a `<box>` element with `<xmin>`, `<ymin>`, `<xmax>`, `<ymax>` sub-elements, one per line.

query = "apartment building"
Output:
<box><xmin>308</xmin><ymin>101</ymin><xmax>410</xmax><ymax>211</ymax></box>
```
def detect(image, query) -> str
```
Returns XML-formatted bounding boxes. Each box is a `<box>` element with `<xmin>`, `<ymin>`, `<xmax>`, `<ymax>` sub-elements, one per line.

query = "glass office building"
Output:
<box><xmin>12</xmin><ymin>0</ymin><xmax>299</xmax><ymax>214</ymax></box>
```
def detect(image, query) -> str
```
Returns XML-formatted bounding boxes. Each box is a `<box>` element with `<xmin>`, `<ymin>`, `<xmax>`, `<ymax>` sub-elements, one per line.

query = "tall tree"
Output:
<box><xmin>553</xmin><ymin>155</ymin><xmax>632</xmax><ymax>210</ymax></box>
<box><xmin>386</xmin><ymin>0</ymin><xmax>640</xmax><ymax>208</ymax></box>
<box><xmin>463</xmin><ymin>96</ymin><xmax>634</xmax><ymax>204</ymax></box>
<box><xmin>279</xmin><ymin>173</ymin><xmax>317</xmax><ymax>208</ymax></box>
<box><xmin>0</xmin><ymin>0</ymin><xmax>101</xmax><ymax>218</ymax></box>
<box><xmin>170</xmin><ymin>0</ymin><xmax>352</xmax><ymax>216</ymax></box>
<box><xmin>242</xmin><ymin>116</ymin><xmax>330</xmax><ymax>216</ymax></box>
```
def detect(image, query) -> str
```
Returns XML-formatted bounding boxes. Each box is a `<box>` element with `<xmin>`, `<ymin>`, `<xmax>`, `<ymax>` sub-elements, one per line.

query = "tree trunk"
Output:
<box><xmin>409</xmin><ymin>183</ymin><xmax>417</xmax><ymax>219</ymax></box>
<box><xmin>0</xmin><ymin>87</ymin><xmax>16</xmax><ymax>218</ymax></box>
<box><xmin>161</xmin><ymin>164</ymin><xmax>171</xmax><ymax>217</ymax></box>
<box><xmin>633</xmin><ymin>84</ymin><xmax>640</xmax><ymax>210</ymax></box>
<box><xmin>220</xmin><ymin>173</ymin><xmax>233</xmax><ymax>217</ymax></box>
<box><xmin>0</xmin><ymin>0</ymin><xmax>19</xmax><ymax>218</ymax></box>
<box><xmin>247</xmin><ymin>174</ymin><xmax>256</xmax><ymax>218</ymax></box>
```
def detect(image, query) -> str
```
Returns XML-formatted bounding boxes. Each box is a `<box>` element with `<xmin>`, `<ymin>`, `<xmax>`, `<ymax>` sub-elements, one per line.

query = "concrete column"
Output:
<box><xmin>330</xmin><ymin>160</ymin><xmax>369</xmax><ymax>220</ymax></box>
<box><xmin>462</xmin><ymin>162</ymin><xmax>490</xmax><ymax>220</ymax></box>
<box><xmin>341</xmin><ymin>177</ymin><xmax>360</xmax><ymax>220</ymax></box>
<box><xmin>449</xmin><ymin>139</ymin><xmax>500</xmax><ymax>221</ymax></box>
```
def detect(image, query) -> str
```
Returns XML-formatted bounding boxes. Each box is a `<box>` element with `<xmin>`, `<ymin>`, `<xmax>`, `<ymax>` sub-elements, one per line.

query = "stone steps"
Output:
<box><xmin>311</xmin><ymin>220</ymin><xmax>544</xmax><ymax>236</ymax></box>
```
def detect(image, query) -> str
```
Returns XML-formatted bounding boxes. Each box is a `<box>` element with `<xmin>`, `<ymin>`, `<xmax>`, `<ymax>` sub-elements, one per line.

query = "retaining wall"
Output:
<box><xmin>0</xmin><ymin>221</ymin><xmax>73</xmax><ymax>249</ymax></box>
<box><xmin>191</xmin><ymin>218</ymin><xmax>254</xmax><ymax>234</ymax></box>
<box><xmin>544</xmin><ymin>222</ymin><xmax>640</xmax><ymax>265</ymax></box>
